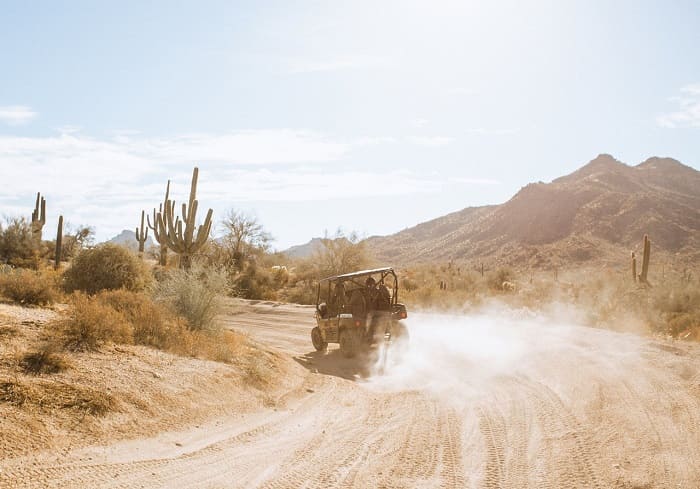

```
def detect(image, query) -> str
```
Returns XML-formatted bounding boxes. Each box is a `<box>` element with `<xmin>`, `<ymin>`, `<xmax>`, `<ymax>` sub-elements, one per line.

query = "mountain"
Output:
<box><xmin>282</xmin><ymin>236</ymin><xmax>356</xmax><ymax>259</ymax></box>
<box><xmin>367</xmin><ymin>154</ymin><xmax>700</xmax><ymax>269</ymax></box>
<box><xmin>283</xmin><ymin>238</ymin><xmax>325</xmax><ymax>259</ymax></box>
<box><xmin>107</xmin><ymin>229</ymin><xmax>155</xmax><ymax>252</ymax></box>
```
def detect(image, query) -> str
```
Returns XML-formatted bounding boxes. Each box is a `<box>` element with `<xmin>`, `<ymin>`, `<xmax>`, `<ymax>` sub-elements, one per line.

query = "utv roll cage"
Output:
<box><xmin>315</xmin><ymin>267</ymin><xmax>399</xmax><ymax>312</ymax></box>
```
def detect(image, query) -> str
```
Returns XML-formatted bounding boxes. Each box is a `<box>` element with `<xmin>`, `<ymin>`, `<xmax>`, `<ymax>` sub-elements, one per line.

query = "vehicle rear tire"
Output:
<box><xmin>311</xmin><ymin>327</ymin><xmax>327</xmax><ymax>351</ymax></box>
<box><xmin>339</xmin><ymin>329</ymin><xmax>359</xmax><ymax>358</ymax></box>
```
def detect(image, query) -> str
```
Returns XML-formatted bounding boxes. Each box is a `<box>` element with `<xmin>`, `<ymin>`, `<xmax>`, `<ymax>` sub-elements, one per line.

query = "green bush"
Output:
<box><xmin>0</xmin><ymin>218</ymin><xmax>39</xmax><ymax>268</ymax></box>
<box><xmin>152</xmin><ymin>265</ymin><xmax>227</xmax><ymax>331</ymax></box>
<box><xmin>0</xmin><ymin>268</ymin><xmax>59</xmax><ymax>305</ymax></box>
<box><xmin>62</xmin><ymin>243</ymin><xmax>150</xmax><ymax>294</ymax></box>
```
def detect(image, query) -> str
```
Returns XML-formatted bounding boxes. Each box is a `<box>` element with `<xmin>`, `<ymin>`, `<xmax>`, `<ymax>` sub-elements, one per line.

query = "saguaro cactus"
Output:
<box><xmin>631</xmin><ymin>252</ymin><xmax>637</xmax><ymax>283</ymax></box>
<box><xmin>54</xmin><ymin>215</ymin><xmax>63</xmax><ymax>270</ymax></box>
<box><xmin>147</xmin><ymin>181</ymin><xmax>171</xmax><ymax>266</ymax></box>
<box><xmin>156</xmin><ymin>167</ymin><xmax>213</xmax><ymax>269</ymax></box>
<box><xmin>639</xmin><ymin>234</ymin><xmax>651</xmax><ymax>284</ymax></box>
<box><xmin>135</xmin><ymin>210</ymin><xmax>149</xmax><ymax>257</ymax></box>
<box><xmin>31</xmin><ymin>192</ymin><xmax>46</xmax><ymax>242</ymax></box>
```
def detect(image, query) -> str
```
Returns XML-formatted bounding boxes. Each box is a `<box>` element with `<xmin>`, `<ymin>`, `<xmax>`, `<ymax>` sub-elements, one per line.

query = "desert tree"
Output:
<box><xmin>313</xmin><ymin>229</ymin><xmax>370</xmax><ymax>278</ymax></box>
<box><xmin>220</xmin><ymin>210</ymin><xmax>272</xmax><ymax>268</ymax></box>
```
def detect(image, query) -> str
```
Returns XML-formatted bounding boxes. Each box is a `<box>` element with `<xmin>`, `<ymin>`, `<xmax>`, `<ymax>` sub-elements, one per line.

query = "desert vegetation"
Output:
<box><xmin>0</xmin><ymin>170</ymin><xmax>287</xmax><ymax>447</ymax></box>
<box><xmin>0</xmin><ymin>164</ymin><xmax>698</xmax><ymax>453</ymax></box>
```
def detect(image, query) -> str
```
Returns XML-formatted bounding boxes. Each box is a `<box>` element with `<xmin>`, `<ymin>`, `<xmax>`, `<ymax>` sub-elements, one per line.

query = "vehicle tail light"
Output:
<box><xmin>355</xmin><ymin>320</ymin><xmax>361</xmax><ymax>327</ymax></box>
<box><xmin>400</xmin><ymin>311</ymin><xmax>407</xmax><ymax>319</ymax></box>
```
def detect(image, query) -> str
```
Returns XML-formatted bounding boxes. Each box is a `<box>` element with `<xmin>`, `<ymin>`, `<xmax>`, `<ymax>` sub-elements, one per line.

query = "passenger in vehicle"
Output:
<box><xmin>376</xmin><ymin>280</ymin><xmax>391</xmax><ymax>311</ymax></box>
<box><xmin>365</xmin><ymin>276</ymin><xmax>378</xmax><ymax>310</ymax></box>
<box><xmin>332</xmin><ymin>281</ymin><xmax>346</xmax><ymax>316</ymax></box>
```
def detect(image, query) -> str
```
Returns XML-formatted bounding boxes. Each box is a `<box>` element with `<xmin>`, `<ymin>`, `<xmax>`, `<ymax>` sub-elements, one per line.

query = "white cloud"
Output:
<box><xmin>657</xmin><ymin>84</ymin><xmax>700</xmax><ymax>128</ymax></box>
<box><xmin>0</xmin><ymin>106</ymin><xmax>37</xmax><ymax>126</ymax></box>
<box><xmin>0</xmin><ymin>129</ymin><xmax>489</xmax><ymax>241</ymax></box>
<box><xmin>409</xmin><ymin>136</ymin><xmax>454</xmax><ymax>147</ymax></box>
<box><xmin>464</xmin><ymin>127</ymin><xmax>518</xmax><ymax>136</ymax></box>
<box><xmin>451</xmin><ymin>177</ymin><xmax>501</xmax><ymax>185</ymax></box>
<box><xmin>408</xmin><ymin>118</ymin><xmax>429</xmax><ymax>128</ymax></box>
<box><xmin>285</xmin><ymin>54</ymin><xmax>384</xmax><ymax>74</ymax></box>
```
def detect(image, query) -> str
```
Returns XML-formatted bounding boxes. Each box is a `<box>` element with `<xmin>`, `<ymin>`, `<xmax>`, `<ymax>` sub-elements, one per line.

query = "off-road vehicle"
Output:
<box><xmin>311</xmin><ymin>267</ymin><xmax>409</xmax><ymax>358</ymax></box>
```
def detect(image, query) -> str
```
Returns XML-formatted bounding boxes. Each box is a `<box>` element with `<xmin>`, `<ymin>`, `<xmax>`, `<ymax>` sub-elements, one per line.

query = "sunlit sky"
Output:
<box><xmin>1</xmin><ymin>1</ymin><xmax>699</xmax><ymax>249</ymax></box>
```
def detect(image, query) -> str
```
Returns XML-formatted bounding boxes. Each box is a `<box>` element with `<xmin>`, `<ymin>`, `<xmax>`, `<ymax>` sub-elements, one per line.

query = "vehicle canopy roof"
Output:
<box><xmin>319</xmin><ymin>267</ymin><xmax>395</xmax><ymax>284</ymax></box>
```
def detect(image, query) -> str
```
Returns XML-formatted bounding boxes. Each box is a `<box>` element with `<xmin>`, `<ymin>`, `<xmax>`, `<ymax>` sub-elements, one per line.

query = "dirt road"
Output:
<box><xmin>3</xmin><ymin>300</ymin><xmax>700</xmax><ymax>488</ymax></box>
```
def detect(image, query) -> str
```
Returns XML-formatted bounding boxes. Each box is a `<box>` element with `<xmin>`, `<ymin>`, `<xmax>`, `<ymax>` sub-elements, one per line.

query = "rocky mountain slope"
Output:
<box><xmin>367</xmin><ymin>154</ymin><xmax>700</xmax><ymax>269</ymax></box>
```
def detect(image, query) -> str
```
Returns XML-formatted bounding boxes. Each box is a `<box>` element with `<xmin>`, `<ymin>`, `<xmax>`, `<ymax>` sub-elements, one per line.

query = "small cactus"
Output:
<box><xmin>31</xmin><ymin>192</ymin><xmax>46</xmax><ymax>242</ymax></box>
<box><xmin>135</xmin><ymin>210</ymin><xmax>148</xmax><ymax>257</ymax></box>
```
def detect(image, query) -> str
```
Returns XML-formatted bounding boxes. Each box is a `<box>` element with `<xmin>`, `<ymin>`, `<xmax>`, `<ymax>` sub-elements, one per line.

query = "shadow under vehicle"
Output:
<box><xmin>311</xmin><ymin>267</ymin><xmax>409</xmax><ymax>358</ymax></box>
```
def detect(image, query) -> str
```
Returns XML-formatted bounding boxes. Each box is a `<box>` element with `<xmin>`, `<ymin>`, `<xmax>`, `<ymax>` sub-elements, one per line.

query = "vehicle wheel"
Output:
<box><xmin>339</xmin><ymin>329</ymin><xmax>359</xmax><ymax>358</ymax></box>
<box><xmin>311</xmin><ymin>327</ymin><xmax>327</xmax><ymax>351</ymax></box>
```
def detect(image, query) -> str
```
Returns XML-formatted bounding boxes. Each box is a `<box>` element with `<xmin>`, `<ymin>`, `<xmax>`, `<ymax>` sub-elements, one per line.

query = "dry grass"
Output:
<box><xmin>51</xmin><ymin>289</ymin><xmax>248</xmax><ymax>364</ymax></box>
<box><xmin>0</xmin><ymin>268</ymin><xmax>59</xmax><ymax>306</ymax></box>
<box><xmin>20</xmin><ymin>342</ymin><xmax>70</xmax><ymax>374</ymax></box>
<box><xmin>243</xmin><ymin>350</ymin><xmax>276</xmax><ymax>387</ymax></box>
<box><xmin>0</xmin><ymin>376</ymin><xmax>116</xmax><ymax>415</ymax></box>
<box><xmin>98</xmin><ymin>289</ymin><xmax>185</xmax><ymax>349</ymax></box>
<box><xmin>168</xmin><ymin>329</ymin><xmax>247</xmax><ymax>363</ymax></box>
<box><xmin>396</xmin><ymin>262</ymin><xmax>700</xmax><ymax>340</ymax></box>
<box><xmin>58</xmin><ymin>292</ymin><xmax>134</xmax><ymax>351</ymax></box>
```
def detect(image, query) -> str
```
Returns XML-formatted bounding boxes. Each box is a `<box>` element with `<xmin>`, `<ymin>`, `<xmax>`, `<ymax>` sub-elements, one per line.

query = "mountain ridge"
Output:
<box><xmin>362</xmin><ymin>154</ymin><xmax>700</xmax><ymax>269</ymax></box>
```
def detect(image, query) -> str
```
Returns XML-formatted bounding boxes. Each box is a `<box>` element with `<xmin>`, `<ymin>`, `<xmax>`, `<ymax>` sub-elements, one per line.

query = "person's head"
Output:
<box><xmin>365</xmin><ymin>276</ymin><xmax>376</xmax><ymax>288</ymax></box>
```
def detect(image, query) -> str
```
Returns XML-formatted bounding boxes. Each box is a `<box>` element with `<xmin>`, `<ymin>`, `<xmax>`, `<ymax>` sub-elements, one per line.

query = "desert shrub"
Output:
<box><xmin>98</xmin><ymin>289</ymin><xmax>186</xmax><ymax>349</ymax></box>
<box><xmin>171</xmin><ymin>329</ymin><xmax>246</xmax><ymax>363</ymax></box>
<box><xmin>243</xmin><ymin>351</ymin><xmax>275</xmax><ymax>386</ymax></box>
<box><xmin>152</xmin><ymin>265</ymin><xmax>227</xmax><ymax>331</ymax></box>
<box><xmin>20</xmin><ymin>342</ymin><xmax>69</xmax><ymax>374</ymax></box>
<box><xmin>233</xmin><ymin>264</ymin><xmax>280</xmax><ymax>300</ymax></box>
<box><xmin>401</xmin><ymin>277</ymin><xmax>419</xmax><ymax>292</ymax></box>
<box><xmin>0</xmin><ymin>268</ymin><xmax>59</xmax><ymax>305</ymax></box>
<box><xmin>0</xmin><ymin>217</ymin><xmax>39</xmax><ymax>268</ymax></box>
<box><xmin>58</xmin><ymin>293</ymin><xmax>133</xmax><ymax>350</ymax></box>
<box><xmin>62</xmin><ymin>243</ymin><xmax>150</xmax><ymax>294</ymax></box>
<box><xmin>651</xmin><ymin>282</ymin><xmax>700</xmax><ymax>337</ymax></box>
<box><xmin>488</xmin><ymin>267</ymin><xmax>515</xmax><ymax>291</ymax></box>
<box><xmin>282</xmin><ymin>281</ymin><xmax>318</xmax><ymax>305</ymax></box>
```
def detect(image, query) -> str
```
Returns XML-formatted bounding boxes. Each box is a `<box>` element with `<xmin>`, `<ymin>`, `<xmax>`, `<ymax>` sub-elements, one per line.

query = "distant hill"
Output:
<box><xmin>283</xmin><ymin>238</ymin><xmax>325</xmax><ymax>259</ymax></box>
<box><xmin>282</xmin><ymin>236</ymin><xmax>358</xmax><ymax>259</ymax></box>
<box><xmin>366</xmin><ymin>154</ymin><xmax>700</xmax><ymax>269</ymax></box>
<box><xmin>107</xmin><ymin>229</ymin><xmax>155</xmax><ymax>252</ymax></box>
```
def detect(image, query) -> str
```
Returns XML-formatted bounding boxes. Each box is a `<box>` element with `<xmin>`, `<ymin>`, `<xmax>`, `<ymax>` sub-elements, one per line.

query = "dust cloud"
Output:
<box><xmin>366</xmin><ymin>304</ymin><xmax>645</xmax><ymax>405</ymax></box>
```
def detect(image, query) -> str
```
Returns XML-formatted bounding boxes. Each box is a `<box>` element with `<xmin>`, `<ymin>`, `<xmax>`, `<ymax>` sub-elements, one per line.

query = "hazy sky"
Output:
<box><xmin>1</xmin><ymin>0</ymin><xmax>699</xmax><ymax>249</ymax></box>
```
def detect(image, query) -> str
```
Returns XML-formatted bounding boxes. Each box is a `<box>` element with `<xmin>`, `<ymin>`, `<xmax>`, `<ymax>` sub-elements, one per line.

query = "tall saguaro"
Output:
<box><xmin>147</xmin><ymin>181</ymin><xmax>171</xmax><ymax>266</ymax></box>
<box><xmin>639</xmin><ymin>234</ymin><xmax>651</xmax><ymax>284</ymax></box>
<box><xmin>135</xmin><ymin>210</ymin><xmax>149</xmax><ymax>257</ymax></box>
<box><xmin>156</xmin><ymin>167</ymin><xmax>213</xmax><ymax>269</ymax></box>
<box><xmin>54</xmin><ymin>216</ymin><xmax>63</xmax><ymax>270</ymax></box>
<box><xmin>31</xmin><ymin>192</ymin><xmax>46</xmax><ymax>242</ymax></box>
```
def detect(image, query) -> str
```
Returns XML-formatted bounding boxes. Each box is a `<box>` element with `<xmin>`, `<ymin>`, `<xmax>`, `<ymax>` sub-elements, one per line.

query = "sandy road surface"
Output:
<box><xmin>3</xmin><ymin>300</ymin><xmax>700</xmax><ymax>488</ymax></box>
